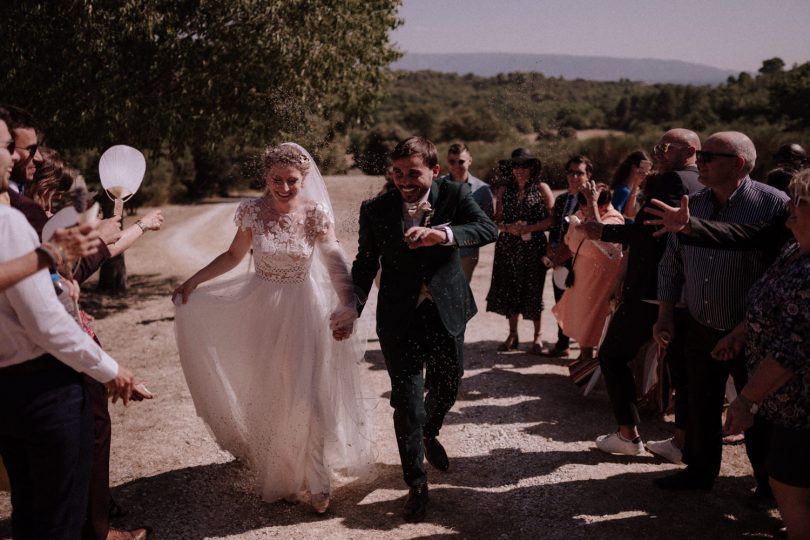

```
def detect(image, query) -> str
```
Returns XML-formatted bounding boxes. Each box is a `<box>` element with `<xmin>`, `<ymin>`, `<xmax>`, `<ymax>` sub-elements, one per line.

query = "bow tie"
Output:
<box><xmin>407</xmin><ymin>201</ymin><xmax>432</xmax><ymax>216</ymax></box>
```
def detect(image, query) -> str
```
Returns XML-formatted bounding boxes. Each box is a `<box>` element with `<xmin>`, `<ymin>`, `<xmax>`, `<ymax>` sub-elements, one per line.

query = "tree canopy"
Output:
<box><xmin>0</xmin><ymin>0</ymin><xmax>401</xmax><ymax>191</ymax></box>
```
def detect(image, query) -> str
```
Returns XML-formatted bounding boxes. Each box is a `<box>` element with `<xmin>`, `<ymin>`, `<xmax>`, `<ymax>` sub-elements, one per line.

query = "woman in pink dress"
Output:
<box><xmin>552</xmin><ymin>182</ymin><xmax>625</xmax><ymax>363</ymax></box>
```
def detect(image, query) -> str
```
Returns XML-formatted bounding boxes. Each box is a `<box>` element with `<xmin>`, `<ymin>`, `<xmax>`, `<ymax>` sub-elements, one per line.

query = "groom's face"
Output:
<box><xmin>392</xmin><ymin>155</ymin><xmax>440</xmax><ymax>203</ymax></box>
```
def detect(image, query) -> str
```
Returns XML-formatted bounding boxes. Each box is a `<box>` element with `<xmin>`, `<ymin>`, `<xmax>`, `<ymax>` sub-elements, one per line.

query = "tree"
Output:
<box><xmin>758</xmin><ymin>57</ymin><xmax>785</xmax><ymax>76</ymax></box>
<box><xmin>1</xmin><ymin>1</ymin><xmax>401</xmax><ymax>291</ymax></box>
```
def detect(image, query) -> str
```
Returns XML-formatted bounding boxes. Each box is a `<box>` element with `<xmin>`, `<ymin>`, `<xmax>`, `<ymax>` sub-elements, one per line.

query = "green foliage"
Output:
<box><xmin>0</xmin><ymin>0</ymin><xmax>401</xmax><ymax>199</ymax></box>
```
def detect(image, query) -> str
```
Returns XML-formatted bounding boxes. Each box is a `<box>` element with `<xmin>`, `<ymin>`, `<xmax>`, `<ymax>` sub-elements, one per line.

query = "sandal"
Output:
<box><xmin>497</xmin><ymin>333</ymin><xmax>519</xmax><ymax>351</ymax></box>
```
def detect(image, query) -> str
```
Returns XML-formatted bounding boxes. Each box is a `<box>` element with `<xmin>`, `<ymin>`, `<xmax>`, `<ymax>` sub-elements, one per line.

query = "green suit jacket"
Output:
<box><xmin>352</xmin><ymin>178</ymin><xmax>498</xmax><ymax>339</ymax></box>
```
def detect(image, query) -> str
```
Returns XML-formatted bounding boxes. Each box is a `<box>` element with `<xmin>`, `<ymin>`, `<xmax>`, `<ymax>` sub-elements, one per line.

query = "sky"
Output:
<box><xmin>391</xmin><ymin>0</ymin><xmax>810</xmax><ymax>73</ymax></box>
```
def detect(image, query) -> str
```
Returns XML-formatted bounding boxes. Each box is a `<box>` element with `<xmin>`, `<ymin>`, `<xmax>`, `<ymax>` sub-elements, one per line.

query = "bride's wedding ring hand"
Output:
<box><xmin>404</xmin><ymin>226</ymin><xmax>446</xmax><ymax>249</ymax></box>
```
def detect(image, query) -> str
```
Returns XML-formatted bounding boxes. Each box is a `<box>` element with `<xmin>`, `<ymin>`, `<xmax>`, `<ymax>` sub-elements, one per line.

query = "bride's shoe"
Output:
<box><xmin>311</xmin><ymin>492</ymin><xmax>330</xmax><ymax>514</ymax></box>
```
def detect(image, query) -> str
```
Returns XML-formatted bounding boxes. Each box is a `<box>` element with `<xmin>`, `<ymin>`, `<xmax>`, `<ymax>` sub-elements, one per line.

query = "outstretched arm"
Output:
<box><xmin>172</xmin><ymin>227</ymin><xmax>252</xmax><ymax>304</ymax></box>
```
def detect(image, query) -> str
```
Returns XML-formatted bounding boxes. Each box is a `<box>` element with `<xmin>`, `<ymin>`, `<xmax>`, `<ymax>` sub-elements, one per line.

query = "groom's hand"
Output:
<box><xmin>404</xmin><ymin>226</ymin><xmax>447</xmax><ymax>249</ymax></box>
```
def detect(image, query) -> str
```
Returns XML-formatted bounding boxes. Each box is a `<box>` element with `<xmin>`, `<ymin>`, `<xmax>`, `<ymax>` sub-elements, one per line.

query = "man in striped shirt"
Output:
<box><xmin>653</xmin><ymin>131</ymin><xmax>788</xmax><ymax>492</ymax></box>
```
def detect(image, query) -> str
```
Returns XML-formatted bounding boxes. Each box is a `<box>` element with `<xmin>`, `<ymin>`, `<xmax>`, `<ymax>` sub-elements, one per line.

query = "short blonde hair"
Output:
<box><xmin>263</xmin><ymin>144</ymin><xmax>310</xmax><ymax>177</ymax></box>
<box><xmin>788</xmin><ymin>169</ymin><xmax>810</xmax><ymax>201</ymax></box>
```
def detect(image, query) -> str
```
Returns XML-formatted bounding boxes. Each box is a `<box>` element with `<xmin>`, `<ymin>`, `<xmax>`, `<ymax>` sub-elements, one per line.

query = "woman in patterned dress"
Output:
<box><xmin>486</xmin><ymin>148</ymin><xmax>554</xmax><ymax>353</ymax></box>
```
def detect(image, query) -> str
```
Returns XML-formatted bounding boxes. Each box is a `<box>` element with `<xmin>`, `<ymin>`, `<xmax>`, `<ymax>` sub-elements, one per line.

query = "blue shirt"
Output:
<box><xmin>439</xmin><ymin>174</ymin><xmax>493</xmax><ymax>258</ymax></box>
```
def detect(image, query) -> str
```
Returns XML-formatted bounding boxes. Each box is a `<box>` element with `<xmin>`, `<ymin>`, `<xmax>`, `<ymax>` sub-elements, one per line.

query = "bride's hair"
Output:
<box><xmin>264</xmin><ymin>144</ymin><xmax>311</xmax><ymax>176</ymax></box>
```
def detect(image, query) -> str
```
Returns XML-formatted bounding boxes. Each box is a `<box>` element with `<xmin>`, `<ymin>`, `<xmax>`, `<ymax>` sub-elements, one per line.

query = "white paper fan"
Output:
<box><xmin>41</xmin><ymin>207</ymin><xmax>79</xmax><ymax>243</ymax></box>
<box><xmin>99</xmin><ymin>145</ymin><xmax>146</xmax><ymax>216</ymax></box>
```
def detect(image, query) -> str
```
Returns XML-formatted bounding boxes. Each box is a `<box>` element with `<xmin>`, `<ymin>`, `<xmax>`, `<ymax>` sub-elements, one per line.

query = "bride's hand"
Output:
<box><xmin>329</xmin><ymin>304</ymin><xmax>357</xmax><ymax>340</ymax></box>
<box><xmin>172</xmin><ymin>278</ymin><xmax>198</xmax><ymax>305</ymax></box>
<box><xmin>332</xmin><ymin>324</ymin><xmax>353</xmax><ymax>341</ymax></box>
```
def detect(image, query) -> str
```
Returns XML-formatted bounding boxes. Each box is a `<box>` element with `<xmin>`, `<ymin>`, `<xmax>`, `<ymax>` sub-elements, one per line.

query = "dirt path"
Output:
<box><xmin>0</xmin><ymin>177</ymin><xmax>780</xmax><ymax>539</ymax></box>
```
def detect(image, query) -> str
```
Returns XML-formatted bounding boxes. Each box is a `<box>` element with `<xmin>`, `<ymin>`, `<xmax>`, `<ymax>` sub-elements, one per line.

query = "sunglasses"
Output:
<box><xmin>448</xmin><ymin>159</ymin><xmax>467</xmax><ymax>166</ymax></box>
<box><xmin>3</xmin><ymin>139</ymin><xmax>14</xmax><ymax>155</ymax></box>
<box><xmin>15</xmin><ymin>143</ymin><xmax>38</xmax><ymax>161</ymax></box>
<box><xmin>696</xmin><ymin>150</ymin><xmax>738</xmax><ymax>163</ymax></box>
<box><xmin>566</xmin><ymin>170</ymin><xmax>586</xmax><ymax>177</ymax></box>
<box><xmin>653</xmin><ymin>143</ymin><xmax>685</xmax><ymax>154</ymax></box>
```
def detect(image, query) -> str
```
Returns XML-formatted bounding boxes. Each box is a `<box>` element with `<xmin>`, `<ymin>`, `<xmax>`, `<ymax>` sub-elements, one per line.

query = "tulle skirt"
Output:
<box><xmin>174</xmin><ymin>271</ymin><xmax>375</xmax><ymax>502</ymax></box>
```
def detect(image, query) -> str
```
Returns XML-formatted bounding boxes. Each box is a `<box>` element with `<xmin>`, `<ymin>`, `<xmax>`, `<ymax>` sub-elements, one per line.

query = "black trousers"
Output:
<box><xmin>667</xmin><ymin>307</ymin><xmax>690</xmax><ymax>431</ymax></box>
<box><xmin>552</xmin><ymin>282</ymin><xmax>570</xmax><ymax>349</ymax></box>
<box><xmin>600</xmin><ymin>299</ymin><xmax>659</xmax><ymax>426</ymax></box>
<box><xmin>82</xmin><ymin>376</ymin><xmax>112</xmax><ymax>540</ymax></box>
<box><xmin>379</xmin><ymin>300</ymin><xmax>464</xmax><ymax>487</ymax></box>
<box><xmin>0</xmin><ymin>356</ymin><xmax>93</xmax><ymax>540</ymax></box>
<box><xmin>682</xmin><ymin>315</ymin><xmax>769</xmax><ymax>486</ymax></box>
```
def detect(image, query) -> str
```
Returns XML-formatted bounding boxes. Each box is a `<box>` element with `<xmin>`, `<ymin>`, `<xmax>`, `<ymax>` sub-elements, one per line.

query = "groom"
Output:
<box><xmin>351</xmin><ymin>137</ymin><xmax>497</xmax><ymax>522</ymax></box>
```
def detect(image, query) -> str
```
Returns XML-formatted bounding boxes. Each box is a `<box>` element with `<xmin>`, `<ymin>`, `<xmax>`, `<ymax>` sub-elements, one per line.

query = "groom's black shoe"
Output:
<box><xmin>424</xmin><ymin>437</ymin><xmax>449</xmax><ymax>472</ymax></box>
<box><xmin>403</xmin><ymin>482</ymin><xmax>429</xmax><ymax>523</ymax></box>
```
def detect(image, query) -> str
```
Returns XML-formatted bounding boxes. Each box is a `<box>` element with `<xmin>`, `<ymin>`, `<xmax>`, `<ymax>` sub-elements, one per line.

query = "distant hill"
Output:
<box><xmin>391</xmin><ymin>53</ymin><xmax>738</xmax><ymax>85</ymax></box>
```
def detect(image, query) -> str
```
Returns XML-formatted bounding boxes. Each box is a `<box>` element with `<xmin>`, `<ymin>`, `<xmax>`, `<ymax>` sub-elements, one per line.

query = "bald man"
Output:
<box><xmin>590</xmin><ymin>128</ymin><xmax>702</xmax><ymax>458</ymax></box>
<box><xmin>654</xmin><ymin>131</ymin><xmax>788</xmax><ymax>492</ymax></box>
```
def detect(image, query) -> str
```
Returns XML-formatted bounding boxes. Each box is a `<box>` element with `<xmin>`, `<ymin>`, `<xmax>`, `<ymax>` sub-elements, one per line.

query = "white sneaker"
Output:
<box><xmin>596</xmin><ymin>431</ymin><xmax>644</xmax><ymax>456</ymax></box>
<box><xmin>646</xmin><ymin>437</ymin><xmax>684</xmax><ymax>464</ymax></box>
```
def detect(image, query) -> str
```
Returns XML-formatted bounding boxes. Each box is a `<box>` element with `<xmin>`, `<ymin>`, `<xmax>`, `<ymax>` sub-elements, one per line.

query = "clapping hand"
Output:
<box><xmin>644</xmin><ymin>195</ymin><xmax>691</xmax><ymax>237</ymax></box>
<box><xmin>48</xmin><ymin>223</ymin><xmax>100</xmax><ymax>263</ymax></box>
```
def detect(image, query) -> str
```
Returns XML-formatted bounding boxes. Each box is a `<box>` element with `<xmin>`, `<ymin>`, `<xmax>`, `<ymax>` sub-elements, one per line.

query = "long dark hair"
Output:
<box><xmin>611</xmin><ymin>150</ymin><xmax>650</xmax><ymax>189</ymax></box>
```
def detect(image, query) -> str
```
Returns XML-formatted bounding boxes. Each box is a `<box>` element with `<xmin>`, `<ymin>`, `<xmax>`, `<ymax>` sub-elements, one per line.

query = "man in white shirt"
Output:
<box><xmin>0</xmin><ymin>109</ymin><xmax>137</xmax><ymax>540</ymax></box>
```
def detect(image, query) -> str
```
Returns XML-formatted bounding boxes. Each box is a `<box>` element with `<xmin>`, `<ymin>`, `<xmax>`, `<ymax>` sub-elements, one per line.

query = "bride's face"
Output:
<box><xmin>265</xmin><ymin>164</ymin><xmax>304</xmax><ymax>204</ymax></box>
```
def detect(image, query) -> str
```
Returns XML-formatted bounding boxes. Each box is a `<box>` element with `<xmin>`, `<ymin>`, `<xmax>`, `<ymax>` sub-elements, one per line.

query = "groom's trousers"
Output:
<box><xmin>379</xmin><ymin>300</ymin><xmax>464</xmax><ymax>487</ymax></box>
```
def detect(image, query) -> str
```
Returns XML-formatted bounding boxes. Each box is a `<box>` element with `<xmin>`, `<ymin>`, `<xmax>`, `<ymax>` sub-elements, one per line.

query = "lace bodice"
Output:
<box><xmin>235</xmin><ymin>198</ymin><xmax>332</xmax><ymax>283</ymax></box>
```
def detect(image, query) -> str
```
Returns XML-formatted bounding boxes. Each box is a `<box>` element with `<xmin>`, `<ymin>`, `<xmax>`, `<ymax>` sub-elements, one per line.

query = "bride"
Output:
<box><xmin>172</xmin><ymin>143</ymin><xmax>374</xmax><ymax>513</ymax></box>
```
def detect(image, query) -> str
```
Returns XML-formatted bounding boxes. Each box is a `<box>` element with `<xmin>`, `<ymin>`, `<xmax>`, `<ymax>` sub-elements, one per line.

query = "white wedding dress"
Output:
<box><xmin>174</xmin><ymin>154</ymin><xmax>375</xmax><ymax>502</ymax></box>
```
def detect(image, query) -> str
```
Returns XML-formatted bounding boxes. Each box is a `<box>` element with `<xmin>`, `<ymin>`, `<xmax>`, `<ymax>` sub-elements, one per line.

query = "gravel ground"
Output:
<box><xmin>0</xmin><ymin>177</ymin><xmax>781</xmax><ymax>539</ymax></box>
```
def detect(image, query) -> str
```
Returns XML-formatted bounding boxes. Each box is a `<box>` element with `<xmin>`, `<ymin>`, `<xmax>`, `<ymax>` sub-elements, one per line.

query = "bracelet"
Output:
<box><xmin>135</xmin><ymin>219</ymin><xmax>147</xmax><ymax>233</ymax></box>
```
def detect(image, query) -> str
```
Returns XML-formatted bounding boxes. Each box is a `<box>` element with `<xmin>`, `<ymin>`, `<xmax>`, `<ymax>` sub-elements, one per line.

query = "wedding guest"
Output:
<box><xmin>486</xmin><ymin>148</ymin><xmax>554</xmax><ymax>354</ymax></box>
<box><xmin>766</xmin><ymin>143</ymin><xmax>807</xmax><ymax>195</ymax></box>
<box><xmin>552</xmin><ymin>182</ymin><xmax>624</xmax><ymax>364</ymax></box>
<box><xmin>610</xmin><ymin>150</ymin><xmax>651</xmax><ymax>218</ymax></box>
<box><xmin>583</xmin><ymin>128</ymin><xmax>701</xmax><ymax>457</ymax></box>
<box><xmin>649</xmin><ymin>170</ymin><xmax>810</xmax><ymax>537</ymax></box>
<box><xmin>439</xmin><ymin>142</ymin><xmax>493</xmax><ymax>282</ymax></box>
<box><xmin>4</xmin><ymin>105</ymin><xmax>42</xmax><ymax>195</ymax></box>
<box><xmin>0</xmin><ymin>202</ymin><xmax>138</xmax><ymax>539</ymax></box>
<box><xmin>653</xmin><ymin>131</ymin><xmax>788</xmax><ymax>492</ymax></box>
<box><xmin>544</xmin><ymin>155</ymin><xmax>592</xmax><ymax>358</ymax></box>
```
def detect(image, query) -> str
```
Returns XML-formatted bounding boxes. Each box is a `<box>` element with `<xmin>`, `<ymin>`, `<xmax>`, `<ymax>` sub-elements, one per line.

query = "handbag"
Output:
<box><xmin>564</xmin><ymin>239</ymin><xmax>585</xmax><ymax>288</ymax></box>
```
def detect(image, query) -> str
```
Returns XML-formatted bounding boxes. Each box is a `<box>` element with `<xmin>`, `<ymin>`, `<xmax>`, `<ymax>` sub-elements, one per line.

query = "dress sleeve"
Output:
<box><xmin>233</xmin><ymin>199</ymin><xmax>256</xmax><ymax>231</ymax></box>
<box><xmin>307</xmin><ymin>203</ymin><xmax>335</xmax><ymax>240</ymax></box>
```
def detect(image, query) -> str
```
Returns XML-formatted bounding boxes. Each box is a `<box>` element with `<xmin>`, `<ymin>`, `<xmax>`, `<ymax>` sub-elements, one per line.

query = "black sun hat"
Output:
<box><xmin>499</xmin><ymin>148</ymin><xmax>542</xmax><ymax>169</ymax></box>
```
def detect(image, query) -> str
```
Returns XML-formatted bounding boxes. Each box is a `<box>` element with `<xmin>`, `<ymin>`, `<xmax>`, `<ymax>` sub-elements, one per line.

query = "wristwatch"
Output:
<box><xmin>736</xmin><ymin>393</ymin><xmax>759</xmax><ymax>415</ymax></box>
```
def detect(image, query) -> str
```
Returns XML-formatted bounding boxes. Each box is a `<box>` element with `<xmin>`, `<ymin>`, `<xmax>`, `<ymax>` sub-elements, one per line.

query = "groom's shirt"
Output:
<box><xmin>401</xmin><ymin>189</ymin><xmax>455</xmax><ymax>245</ymax></box>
